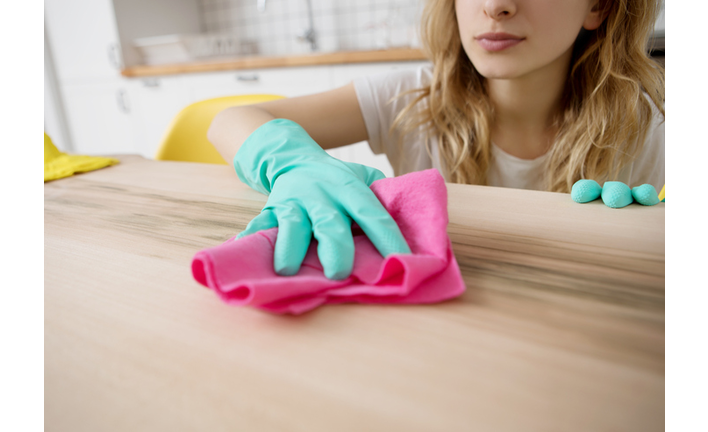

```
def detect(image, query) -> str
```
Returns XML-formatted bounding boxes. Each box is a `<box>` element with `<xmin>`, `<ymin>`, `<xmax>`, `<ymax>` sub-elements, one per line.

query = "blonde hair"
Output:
<box><xmin>391</xmin><ymin>0</ymin><xmax>665</xmax><ymax>192</ymax></box>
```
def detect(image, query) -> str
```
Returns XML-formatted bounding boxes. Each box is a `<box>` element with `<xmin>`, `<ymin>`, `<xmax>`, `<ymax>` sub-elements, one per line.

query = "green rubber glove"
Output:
<box><xmin>571</xmin><ymin>179</ymin><xmax>661</xmax><ymax>208</ymax></box>
<box><xmin>234</xmin><ymin>118</ymin><xmax>411</xmax><ymax>280</ymax></box>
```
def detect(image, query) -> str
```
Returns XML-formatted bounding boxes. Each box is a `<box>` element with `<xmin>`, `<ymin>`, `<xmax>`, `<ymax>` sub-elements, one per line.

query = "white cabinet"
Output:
<box><xmin>44</xmin><ymin>0</ymin><xmax>123</xmax><ymax>83</ymax></box>
<box><xmin>61</xmin><ymin>79</ymin><xmax>141</xmax><ymax>155</ymax></box>
<box><xmin>111</xmin><ymin>0</ymin><xmax>202</xmax><ymax>69</ymax></box>
<box><xmin>130</xmin><ymin>76</ymin><xmax>195</xmax><ymax>158</ymax></box>
<box><xmin>188</xmin><ymin>66</ymin><xmax>333</xmax><ymax>101</ymax></box>
<box><xmin>45</xmin><ymin>0</ymin><xmax>138</xmax><ymax>156</ymax></box>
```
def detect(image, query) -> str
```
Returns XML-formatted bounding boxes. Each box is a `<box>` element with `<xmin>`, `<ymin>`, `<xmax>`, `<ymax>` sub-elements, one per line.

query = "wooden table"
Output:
<box><xmin>45</xmin><ymin>155</ymin><xmax>665</xmax><ymax>431</ymax></box>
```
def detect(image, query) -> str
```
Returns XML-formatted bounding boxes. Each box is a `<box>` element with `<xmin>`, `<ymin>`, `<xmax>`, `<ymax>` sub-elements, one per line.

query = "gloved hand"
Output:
<box><xmin>234</xmin><ymin>118</ymin><xmax>411</xmax><ymax>280</ymax></box>
<box><xmin>571</xmin><ymin>179</ymin><xmax>661</xmax><ymax>208</ymax></box>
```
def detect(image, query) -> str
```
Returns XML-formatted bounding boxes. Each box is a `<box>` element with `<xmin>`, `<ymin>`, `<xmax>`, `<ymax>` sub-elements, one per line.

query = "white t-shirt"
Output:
<box><xmin>353</xmin><ymin>64</ymin><xmax>665</xmax><ymax>192</ymax></box>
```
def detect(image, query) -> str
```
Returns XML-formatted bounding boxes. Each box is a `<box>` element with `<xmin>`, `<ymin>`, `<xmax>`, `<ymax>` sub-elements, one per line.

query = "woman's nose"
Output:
<box><xmin>483</xmin><ymin>0</ymin><xmax>517</xmax><ymax>20</ymax></box>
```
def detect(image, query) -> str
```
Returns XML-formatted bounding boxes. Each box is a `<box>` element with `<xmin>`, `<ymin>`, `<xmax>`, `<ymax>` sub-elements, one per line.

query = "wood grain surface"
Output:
<box><xmin>45</xmin><ymin>155</ymin><xmax>665</xmax><ymax>432</ymax></box>
<box><xmin>120</xmin><ymin>48</ymin><xmax>428</xmax><ymax>77</ymax></box>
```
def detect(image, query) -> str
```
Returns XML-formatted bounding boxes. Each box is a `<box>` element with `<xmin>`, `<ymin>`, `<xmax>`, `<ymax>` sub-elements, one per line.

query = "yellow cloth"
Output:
<box><xmin>44</xmin><ymin>133</ymin><xmax>119</xmax><ymax>182</ymax></box>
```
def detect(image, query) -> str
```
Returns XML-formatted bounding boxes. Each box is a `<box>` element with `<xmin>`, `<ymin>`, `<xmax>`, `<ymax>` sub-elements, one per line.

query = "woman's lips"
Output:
<box><xmin>475</xmin><ymin>33</ymin><xmax>524</xmax><ymax>52</ymax></box>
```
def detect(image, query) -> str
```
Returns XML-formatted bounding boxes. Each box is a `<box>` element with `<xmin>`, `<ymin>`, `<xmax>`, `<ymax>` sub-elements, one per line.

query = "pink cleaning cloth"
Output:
<box><xmin>192</xmin><ymin>168</ymin><xmax>465</xmax><ymax>314</ymax></box>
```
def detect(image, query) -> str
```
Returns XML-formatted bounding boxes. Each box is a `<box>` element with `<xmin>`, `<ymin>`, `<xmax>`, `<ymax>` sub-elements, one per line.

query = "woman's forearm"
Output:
<box><xmin>207</xmin><ymin>106</ymin><xmax>276</xmax><ymax>165</ymax></box>
<box><xmin>207</xmin><ymin>83</ymin><xmax>368</xmax><ymax>165</ymax></box>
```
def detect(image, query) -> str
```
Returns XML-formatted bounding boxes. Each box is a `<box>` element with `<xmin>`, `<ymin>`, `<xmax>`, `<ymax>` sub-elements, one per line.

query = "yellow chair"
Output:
<box><xmin>155</xmin><ymin>94</ymin><xmax>285</xmax><ymax>164</ymax></box>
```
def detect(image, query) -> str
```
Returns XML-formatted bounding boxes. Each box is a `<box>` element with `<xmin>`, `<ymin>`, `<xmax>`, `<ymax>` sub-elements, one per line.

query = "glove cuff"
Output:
<box><xmin>234</xmin><ymin>118</ymin><xmax>325</xmax><ymax>194</ymax></box>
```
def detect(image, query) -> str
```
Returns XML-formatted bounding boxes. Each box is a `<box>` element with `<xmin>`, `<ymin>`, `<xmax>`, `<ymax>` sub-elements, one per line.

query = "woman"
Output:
<box><xmin>207</xmin><ymin>0</ymin><xmax>665</xmax><ymax>279</ymax></box>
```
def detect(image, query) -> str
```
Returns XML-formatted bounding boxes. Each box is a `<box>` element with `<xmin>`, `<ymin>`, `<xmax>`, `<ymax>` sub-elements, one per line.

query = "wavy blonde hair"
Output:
<box><xmin>391</xmin><ymin>0</ymin><xmax>665</xmax><ymax>192</ymax></box>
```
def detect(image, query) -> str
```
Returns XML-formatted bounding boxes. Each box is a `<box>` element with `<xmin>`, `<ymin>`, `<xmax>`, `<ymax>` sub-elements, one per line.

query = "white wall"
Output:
<box><xmin>198</xmin><ymin>0</ymin><xmax>424</xmax><ymax>56</ymax></box>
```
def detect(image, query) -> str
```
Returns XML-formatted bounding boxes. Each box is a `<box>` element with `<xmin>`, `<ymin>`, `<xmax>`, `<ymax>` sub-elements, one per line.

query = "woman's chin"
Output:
<box><xmin>471</xmin><ymin>64</ymin><xmax>522</xmax><ymax>80</ymax></box>
<box><xmin>468</xmin><ymin>55</ymin><xmax>525</xmax><ymax>80</ymax></box>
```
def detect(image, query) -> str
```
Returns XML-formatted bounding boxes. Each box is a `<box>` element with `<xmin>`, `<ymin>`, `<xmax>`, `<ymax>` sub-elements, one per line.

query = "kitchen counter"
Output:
<box><xmin>45</xmin><ymin>155</ymin><xmax>664</xmax><ymax>431</ymax></box>
<box><xmin>121</xmin><ymin>47</ymin><xmax>428</xmax><ymax>78</ymax></box>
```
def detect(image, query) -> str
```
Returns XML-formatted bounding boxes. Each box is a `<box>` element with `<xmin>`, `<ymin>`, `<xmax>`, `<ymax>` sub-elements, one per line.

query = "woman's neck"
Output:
<box><xmin>486</xmin><ymin>47</ymin><xmax>573</xmax><ymax>160</ymax></box>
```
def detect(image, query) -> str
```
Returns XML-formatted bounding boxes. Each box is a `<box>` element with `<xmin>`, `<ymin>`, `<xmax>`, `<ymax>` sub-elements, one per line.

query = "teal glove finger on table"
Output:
<box><xmin>571</xmin><ymin>179</ymin><xmax>662</xmax><ymax>208</ymax></box>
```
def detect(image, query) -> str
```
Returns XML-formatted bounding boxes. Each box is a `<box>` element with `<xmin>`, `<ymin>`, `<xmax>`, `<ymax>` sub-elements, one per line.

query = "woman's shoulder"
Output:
<box><xmin>642</xmin><ymin>92</ymin><xmax>664</xmax><ymax>156</ymax></box>
<box><xmin>643</xmin><ymin>91</ymin><xmax>665</xmax><ymax>128</ymax></box>
<box><xmin>620</xmin><ymin>92</ymin><xmax>665</xmax><ymax>191</ymax></box>
<box><xmin>354</xmin><ymin>62</ymin><xmax>434</xmax><ymax>94</ymax></box>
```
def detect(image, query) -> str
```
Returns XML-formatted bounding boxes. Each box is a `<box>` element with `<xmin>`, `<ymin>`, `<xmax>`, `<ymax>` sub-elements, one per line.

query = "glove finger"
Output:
<box><xmin>237</xmin><ymin>208</ymin><xmax>278</xmax><ymax>239</ymax></box>
<box><xmin>340</xmin><ymin>184</ymin><xmax>411</xmax><ymax>257</ymax></box>
<box><xmin>309</xmin><ymin>207</ymin><xmax>355</xmax><ymax>280</ymax></box>
<box><xmin>631</xmin><ymin>184</ymin><xmax>660</xmax><ymax>206</ymax></box>
<box><xmin>342</xmin><ymin>162</ymin><xmax>386</xmax><ymax>186</ymax></box>
<box><xmin>273</xmin><ymin>204</ymin><xmax>313</xmax><ymax>276</ymax></box>
<box><xmin>571</xmin><ymin>179</ymin><xmax>602</xmax><ymax>203</ymax></box>
<box><xmin>601</xmin><ymin>181</ymin><xmax>633</xmax><ymax>208</ymax></box>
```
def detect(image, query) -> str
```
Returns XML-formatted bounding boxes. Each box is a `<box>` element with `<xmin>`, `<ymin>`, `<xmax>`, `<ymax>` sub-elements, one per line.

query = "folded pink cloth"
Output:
<box><xmin>192</xmin><ymin>168</ymin><xmax>465</xmax><ymax>314</ymax></box>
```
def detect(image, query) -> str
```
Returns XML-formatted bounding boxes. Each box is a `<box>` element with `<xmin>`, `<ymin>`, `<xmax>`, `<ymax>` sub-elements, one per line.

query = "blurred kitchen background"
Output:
<box><xmin>44</xmin><ymin>0</ymin><xmax>664</xmax><ymax>178</ymax></box>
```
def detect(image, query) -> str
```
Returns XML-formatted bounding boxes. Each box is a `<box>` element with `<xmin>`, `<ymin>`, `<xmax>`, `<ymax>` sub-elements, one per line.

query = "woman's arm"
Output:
<box><xmin>207</xmin><ymin>82</ymin><xmax>368</xmax><ymax>164</ymax></box>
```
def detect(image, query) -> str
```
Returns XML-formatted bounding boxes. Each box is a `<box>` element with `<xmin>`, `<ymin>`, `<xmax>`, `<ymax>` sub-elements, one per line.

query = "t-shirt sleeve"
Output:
<box><xmin>625</xmin><ymin>108</ymin><xmax>665</xmax><ymax>193</ymax></box>
<box><xmin>352</xmin><ymin>73</ymin><xmax>385</xmax><ymax>155</ymax></box>
<box><xmin>353</xmin><ymin>66</ymin><xmax>431</xmax><ymax>157</ymax></box>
